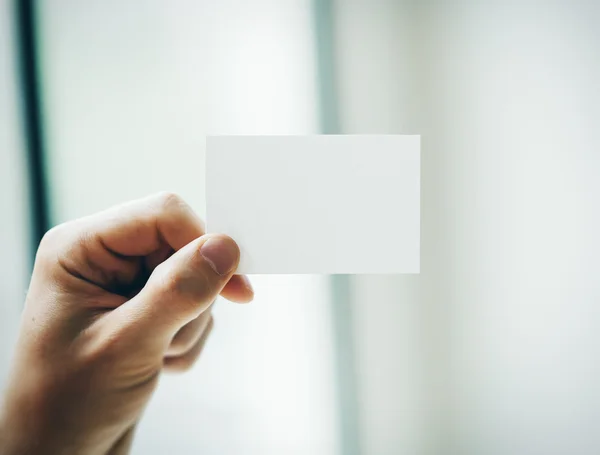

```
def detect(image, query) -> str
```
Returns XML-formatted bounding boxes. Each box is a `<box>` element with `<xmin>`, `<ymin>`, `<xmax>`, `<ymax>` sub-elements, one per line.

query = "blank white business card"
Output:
<box><xmin>205</xmin><ymin>135</ymin><xmax>420</xmax><ymax>274</ymax></box>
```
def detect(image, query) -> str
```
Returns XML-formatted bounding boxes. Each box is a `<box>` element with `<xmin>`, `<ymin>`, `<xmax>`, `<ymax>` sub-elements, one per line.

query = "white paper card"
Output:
<box><xmin>205</xmin><ymin>135</ymin><xmax>420</xmax><ymax>274</ymax></box>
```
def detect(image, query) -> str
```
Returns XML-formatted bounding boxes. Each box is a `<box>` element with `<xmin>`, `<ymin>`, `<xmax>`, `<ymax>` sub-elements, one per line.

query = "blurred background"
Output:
<box><xmin>1</xmin><ymin>1</ymin><xmax>600</xmax><ymax>454</ymax></box>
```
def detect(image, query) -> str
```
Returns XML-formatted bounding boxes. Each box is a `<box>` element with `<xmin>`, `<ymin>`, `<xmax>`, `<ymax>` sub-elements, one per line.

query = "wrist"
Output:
<box><xmin>0</xmin><ymin>381</ymin><xmax>85</xmax><ymax>455</ymax></box>
<box><xmin>0</xmin><ymin>388</ymin><xmax>47</xmax><ymax>455</ymax></box>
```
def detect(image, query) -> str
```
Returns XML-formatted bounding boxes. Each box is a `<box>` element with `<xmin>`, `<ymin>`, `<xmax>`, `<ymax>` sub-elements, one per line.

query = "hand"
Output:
<box><xmin>0</xmin><ymin>193</ymin><xmax>253</xmax><ymax>455</ymax></box>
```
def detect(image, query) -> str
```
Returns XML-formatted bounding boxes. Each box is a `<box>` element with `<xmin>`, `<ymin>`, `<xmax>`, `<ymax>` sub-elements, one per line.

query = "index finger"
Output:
<box><xmin>46</xmin><ymin>192</ymin><xmax>253</xmax><ymax>303</ymax></box>
<box><xmin>84</xmin><ymin>192</ymin><xmax>205</xmax><ymax>256</ymax></box>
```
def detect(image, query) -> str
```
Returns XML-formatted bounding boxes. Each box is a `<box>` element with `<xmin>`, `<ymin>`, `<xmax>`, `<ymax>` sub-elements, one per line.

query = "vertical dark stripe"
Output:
<box><xmin>328</xmin><ymin>274</ymin><xmax>361</xmax><ymax>455</ymax></box>
<box><xmin>14</xmin><ymin>0</ymin><xmax>50</xmax><ymax>259</ymax></box>
<box><xmin>313</xmin><ymin>0</ymin><xmax>340</xmax><ymax>135</ymax></box>
<box><xmin>312</xmin><ymin>2</ymin><xmax>362</xmax><ymax>454</ymax></box>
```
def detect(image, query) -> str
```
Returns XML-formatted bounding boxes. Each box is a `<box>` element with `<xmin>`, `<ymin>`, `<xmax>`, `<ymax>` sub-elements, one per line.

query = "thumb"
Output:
<box><xmin>109</xmin><ymin>234</ymin><xmax>240</xmax><ymax>351</ymax></box>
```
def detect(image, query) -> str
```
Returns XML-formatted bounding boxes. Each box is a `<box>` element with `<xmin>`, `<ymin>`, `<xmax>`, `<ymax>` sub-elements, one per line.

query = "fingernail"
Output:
<box><xmin>200</xmin><ymin>236</ymin><xmax>239</xmax><ymax>276</ymax></box>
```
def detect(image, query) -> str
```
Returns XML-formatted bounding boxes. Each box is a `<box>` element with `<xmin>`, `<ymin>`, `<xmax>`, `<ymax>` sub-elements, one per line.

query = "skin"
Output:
<box><xmin>0</xmin><ymin>193</ymin><xmax>254</xmax><ymax>454</ymax></box>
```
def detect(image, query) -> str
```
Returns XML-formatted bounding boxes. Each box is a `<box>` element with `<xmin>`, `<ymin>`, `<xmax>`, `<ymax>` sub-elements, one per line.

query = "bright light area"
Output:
<box><xmin>37</xmin><ymin>1</ymin><xmax>339</xmax><ymax>453</ymax></box>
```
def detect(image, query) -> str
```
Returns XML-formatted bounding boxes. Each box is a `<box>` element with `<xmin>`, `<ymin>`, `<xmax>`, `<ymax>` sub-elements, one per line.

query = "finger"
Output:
<box><xmin>146</xmin><ymin>253</ymin><xmax>252</xmax><ymax>303</ymax></box>
<box><xmin>39</xmin><ymin>192</ymin><xmax>204</xmax><ymax>290</ymax></box>
<box><xmin>220</xmin><ymin>275</ymin><xmax>254</xmax><ymax>303</ymax></box>
<box><xmin>163</xmin><ymin>316</ymin><xmax>214</xmax><ymax>373</ymax></box>
<box><xmin>81</xmin><ymin>192</ymin><xmax>205</xmax><ymax>256</ymax></box>
<box><xmin>108</xmin><ymin>234</ymin><xmax>238</xmax><ymax>348</ymax></box>
<box><xmin>41</xmin><ymin>192</ymin><xmax>253</xmax><ymax>302</ymax></box>
<box><xmin>165</xmin><ymin>308</ymin><xmax>212</xmax><ymax>357</ymax></box>
<box><xmin>107</xmin><ymin>425</ymin><xmax>136</xmax><ymax>455</ymax></box>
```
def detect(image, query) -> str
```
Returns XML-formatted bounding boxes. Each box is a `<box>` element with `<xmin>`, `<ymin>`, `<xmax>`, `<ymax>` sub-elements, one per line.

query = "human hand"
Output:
<box><xmin>0</xmin><ymin>193</ymin><xmax>253</xmax><ymax>454</ymax></box>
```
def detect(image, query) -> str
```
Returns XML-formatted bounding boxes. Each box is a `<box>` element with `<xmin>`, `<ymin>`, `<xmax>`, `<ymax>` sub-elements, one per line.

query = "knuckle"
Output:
<box><xmin>169</xmin><ymin>313</ymin><xmax>211</xmax><ymax>356</ymax></box>
<box><xmin>38</xmin><ymin>223</ymin><xmax>69</xmax><ymax>252</ymax></box>
<box><xmin>169</xmin><ymin>331</ymin><xmax>195</xmax><ymax>356</ymax></box>
<box><xmin>36</xmin><ymin>222</ymin><xmax>79</xmax><ymax>266</ymax></box>
<box><xmin>153</xmin><ymin>263</ymin><xmax>181</xmax><ymax>294</ymax></box>
<box><xmin>151</xmin><ymin>269</ymin><xmax>197</xmax><ymax>320</ymax></box>
<box><xmin>166</xmin><ymin>355</ymin><xmax>196</xmax><ymax>373</ymax></box>
<box><xmin>165</xmin><ymin>318</ymin><xmax>212</xmax><ymax>373</ymax></box>
<box><xmin>156</xmin><ymin>191</ymin><xmax>188</xmax><ymax>213</ymax></box>
<box><xmin>177</xmin><ymin>358</ymin><xmax>196</xmax><ymax>372</ymax></box>
<box><xmin>151</xmin><ymin>262</ymin><xmax>214</xmax><ymax>317</ymax></box>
